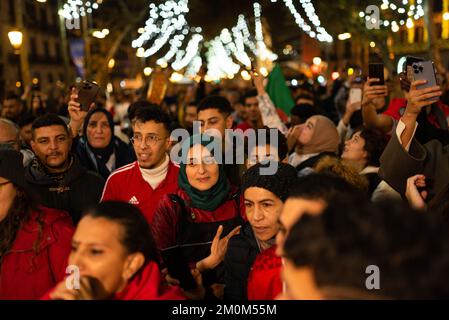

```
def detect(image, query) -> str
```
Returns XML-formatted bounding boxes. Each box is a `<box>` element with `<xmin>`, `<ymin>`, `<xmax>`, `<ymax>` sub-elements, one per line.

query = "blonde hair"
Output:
<box><xmin>314</xmin><ymin>156</ymin><xmax>369</xmax><ymax>192</ymax></box>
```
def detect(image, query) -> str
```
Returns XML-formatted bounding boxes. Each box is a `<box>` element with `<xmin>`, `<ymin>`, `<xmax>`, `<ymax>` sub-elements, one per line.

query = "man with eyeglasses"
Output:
<box><xmin>0</xmin><ymin>118</ymin><xmax>34</xmax><ymax>166</ymax></box>
<box><xmin>101</xmin><ymin>105</ymin><xmax>179</xmax><ymax>224</ymax></box>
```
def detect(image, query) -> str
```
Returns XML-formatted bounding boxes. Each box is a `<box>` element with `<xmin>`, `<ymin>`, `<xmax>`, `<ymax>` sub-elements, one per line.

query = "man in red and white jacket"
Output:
<box><xmin>101</xmin><ymin>105</ymin><xmax>179</xmax><ymax>224</ymax></box>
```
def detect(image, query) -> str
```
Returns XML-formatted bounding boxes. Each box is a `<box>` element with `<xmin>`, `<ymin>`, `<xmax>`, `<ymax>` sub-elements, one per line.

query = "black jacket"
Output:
<box><xmin>75</xmin><ymin>136</ymin><xmax>135</xmax><ymax>179</ymax></box>
<box><xmin>25</xmin><ymin>156</ymin><xmax>105</xmax><ymax>224</ymax></box>
<box><xmin>224</xmin><ymin>222</ymin><xmax>260</xmax><ymax>300</ymax></box>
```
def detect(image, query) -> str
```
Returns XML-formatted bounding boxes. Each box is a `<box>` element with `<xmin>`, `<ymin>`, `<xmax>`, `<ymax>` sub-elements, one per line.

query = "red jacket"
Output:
<box><xmin>151</xmin><ymin>187</ymin><xmax>245</xmax><ymax>251</ymax></box>
<box><xmin>41</xmin><ymin>261</ymin><xmax>185</xmax><ymax>300</ymax></box>
<box><xmin>247</xmin><ymin>245</ymin><xmax>283</xmax><ymax>300</ymax></box>
<box><xmin>383</xmin><ymin>98</ymin><xmax>449</xmax><ymax>128</ymax></box>
<box><xmin>0</xmin><ymin>207</ymin><xmax>74</xmax><ymax>300</ymax></box>
<box><xmin>101</xmin><ymin>161</ymin><xmax>179</xmax><ymax>224</ymax></box>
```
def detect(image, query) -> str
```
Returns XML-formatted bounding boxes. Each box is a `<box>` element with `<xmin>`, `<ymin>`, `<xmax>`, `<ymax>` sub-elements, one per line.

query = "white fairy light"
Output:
<box><xmin>59</xmin><ymin>0</ymin><xmax>101</xmax><ymax>20</ymax></box>
<box><xmin>283</xmin><ymin>0</ymin><xmax>332</xmax><ymax>42</ymax></box>
<box><xmin>365</xmin><ymin>0</ymin><xmax>424</xmax><ymax>29</ymax></box>
<box><xmin>172</xmin><ymin>34</ymin><xmax>203</xmax><ymax>70</ymax></box>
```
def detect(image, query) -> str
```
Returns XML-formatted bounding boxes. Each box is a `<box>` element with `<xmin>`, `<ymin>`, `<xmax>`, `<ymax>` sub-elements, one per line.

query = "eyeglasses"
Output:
<box><xmin>130</xmin><ymin>134</ymin><xmax>166</xmax><ymax>146</ymax></box>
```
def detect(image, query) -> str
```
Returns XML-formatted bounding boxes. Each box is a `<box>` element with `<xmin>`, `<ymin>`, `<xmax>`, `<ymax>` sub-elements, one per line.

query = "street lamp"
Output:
<box><xmin>8</xmin><ymin>30</ymin><xmax>23</xmax><ymax>55</ymax></box>
<box><xmin>8</xmin><ymin>30</ymin><xmax>24</xmax><ymax>91</ymax></box>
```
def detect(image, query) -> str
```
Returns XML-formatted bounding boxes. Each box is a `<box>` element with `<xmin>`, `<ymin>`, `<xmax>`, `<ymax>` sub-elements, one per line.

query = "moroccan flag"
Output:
<box><xmin>266</xmin><ymin>64</ymin><xmax>295</xmax><ymax>115</ymax></box>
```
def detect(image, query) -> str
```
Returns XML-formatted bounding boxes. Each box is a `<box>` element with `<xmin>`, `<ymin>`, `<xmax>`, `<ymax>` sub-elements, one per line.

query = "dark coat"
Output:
<box><xmin>224</xmin><ymin>222</ymin><xmax>260</xmax><ymax>300</ymax></box>
<box><xmin>75</xmin><ymin>136</ymin><xmax>135</xmax><ymax>179</ymax></box>
<box><xmin>379</xmin><ymin>133</ymin><xmax>449</xmax><ymax>205</ymax></box>
<box><xmin>25</xmin><ymin>156</ymin><xmax>105</xmax><ymax>224</ymax></box>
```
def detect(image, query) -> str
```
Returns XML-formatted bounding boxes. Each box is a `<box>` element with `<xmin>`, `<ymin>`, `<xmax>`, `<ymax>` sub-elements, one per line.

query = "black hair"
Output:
<box><xmin>242</xmin><ymin>89</ymin><xmax>259</xmax><ymax>103</ymax></box>
<box><xmin>288</xmin><ymin>173</ymin><xmax>367</xmax><ymax>205</ymax></box>
<box><xmin>16</xmin><ymin>112</ymin><xmax>37</xmax><ymax>128</ymax></box>
<box><xmin>357</xmin><ymin>128</ymin><xmax>388</xmax><ymax>167</ymax></box>
<box><xmin>197</xmin><ymin>95</ymin><xmax>233</xmax><ymax>117</ymax></box>
<box><xmin>127</xmin><ymin>100</ymin><xmax>154</xmax><ymax>121</ymax></box>
<box><xmin>32</xmin><ymin>113</ymin><xmax>69</xmax><ymax>137</ymax></box>
<box><xmin>244</xmin><ymin>127</ymin><xmax>288</xmax><ymax>161</ymax></box>
<box><xmin>296</xmin><ymin>93</ymin><xmax>314</xmax><ymax>101</ymax></box>
<box><xmin>133</xmin><ymin>104</ymin><xmax>171</xmax><ymax>133</ymax></box>
<box><xmin>284</xmin><ymin>199</ymin><xmax>449</xmax><ymax>299</ymax></box>
<box><xmin>84</xmin><ymin>201</ymin><xmax>158</xmax><ymax>266</ymax></box>
<box><xmin>184</xmin><ymin>101</ymin><xmax>198</xmax><ymax>113</ymax></box>
<box><xmin>4</xmin><ymin>92</ymin><xmax>20</xmax><ymax>101</ymax></box>
<box><xmin>290</xmin><ymin>104</ymin><xmax>320</xmax><ymax>124</ymax></box>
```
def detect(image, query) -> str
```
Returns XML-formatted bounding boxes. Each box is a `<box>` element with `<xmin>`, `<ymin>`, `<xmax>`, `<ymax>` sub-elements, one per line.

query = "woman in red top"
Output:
<box><xmin>44</xmin><ymin>201</ymin><xmax>184</xmax><ymax>300</ymax></box>
<box><xmin>0</xmin><ymin>150</ymin><xmax>74</xmax><ymax>300</ymax></box>
<box><xmin>152</xmin><ymin>134</ymin><xmax>243</xmax><ymax>299</ymax></box>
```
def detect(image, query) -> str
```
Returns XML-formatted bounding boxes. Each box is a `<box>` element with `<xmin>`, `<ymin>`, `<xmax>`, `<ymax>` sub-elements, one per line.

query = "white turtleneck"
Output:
<box><xmin>139</xmin><ymin>155</ymin><xmax>170</xmax><ymax>189</ymax></box>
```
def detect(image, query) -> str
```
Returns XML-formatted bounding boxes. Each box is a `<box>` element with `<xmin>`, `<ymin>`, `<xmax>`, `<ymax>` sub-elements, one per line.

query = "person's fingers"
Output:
<box><xmin>226</xmin><ymin>225</ymin><xmax>242</xmax><ymax>240</ymax></box>
<box><xmin>366</xmin><ymin>77</ymin><xmax>379</xmax><ymax>84</ymax></box>
<box><xmin>50</xmin><ymin>288</ymin><xmax>78</xmax><ymax>300</ymax></box>
<box><xmin>410</xmin><ymin>80</ymin><xmax>429</xmax><ymax>90</ymax></box>
<box><xmin>78</xmin><ymin>277</ymin><xmax>92</xmax><ymax>299</ymax></box>
<box><xmin>214</xmin><ymin>225</ymin><xmax>224</xmax><ymax>242</ymax></box>
<box><xmin>414</xmin><ymin>86</ymin><xmax>442</xmax><ymax>95</ymax></box>
<box><xmin>421</xmin><ymin>190</ymin><xmax>428</xmax><ymax>200</ymax></box>
<box><xmin>414</xmin><ymin>91</ymin><xmax>442</xmax><ymax>101</ymax></box>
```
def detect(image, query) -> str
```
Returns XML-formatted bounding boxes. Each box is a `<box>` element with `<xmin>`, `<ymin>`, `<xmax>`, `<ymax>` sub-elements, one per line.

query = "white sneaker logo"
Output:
<box><xmin>129</xmin><ymin>196</ymin><xmax>139</xmax><ymax>205</ymax></box>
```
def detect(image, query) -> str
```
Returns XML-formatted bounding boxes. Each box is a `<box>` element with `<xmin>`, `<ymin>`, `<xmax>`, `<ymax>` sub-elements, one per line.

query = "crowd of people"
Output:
<box><xmin>1</xmin><ymin>56</ymin><xmax>449</xmax><ymax>300</ymax></box>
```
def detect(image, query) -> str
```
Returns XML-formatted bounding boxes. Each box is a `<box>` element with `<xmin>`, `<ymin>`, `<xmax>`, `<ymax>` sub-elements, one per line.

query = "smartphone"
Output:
<box><xmin>368</xmin><ymin>63</ymin><xmax>384</xmax><ymax>85</ymax></box>
<box><xmin>161</xmin><ymin>246</ymin><xmax>197</xmax><ymax>291</ymax></box>
<box><xmin>76</xmin><ymin>80</ymin><xmax>100</xmax><ymax>111</ymax></box>
<box><xmin>348</xmin><ymin>87</ymin><xmax>362</xmax><ymax>105</ymax></box>
<box><xmin>412</xmin><ymin>60</ymin><xmax>438</xmax><ymax>91</ymax></box>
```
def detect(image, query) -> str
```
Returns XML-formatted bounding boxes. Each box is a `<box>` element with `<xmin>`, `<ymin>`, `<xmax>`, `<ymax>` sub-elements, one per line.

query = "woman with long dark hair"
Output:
<box><xmin>0</xmin><ymin>150</ymin><xmax>74</xmax><ymax>299</ymax></box>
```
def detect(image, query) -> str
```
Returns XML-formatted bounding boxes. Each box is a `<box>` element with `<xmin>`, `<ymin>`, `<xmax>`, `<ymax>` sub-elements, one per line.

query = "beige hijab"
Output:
<box><xmin>298</xmin><ymin>115</ymin><xmax>340</xmax><ymax>155</ymax></box>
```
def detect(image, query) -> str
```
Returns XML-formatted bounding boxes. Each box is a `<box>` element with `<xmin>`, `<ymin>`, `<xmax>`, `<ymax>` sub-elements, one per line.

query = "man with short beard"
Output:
<box><xmin>25</xmin><ymin>114</ymin><xmax>104</xmax><ymax>224</ymax></box>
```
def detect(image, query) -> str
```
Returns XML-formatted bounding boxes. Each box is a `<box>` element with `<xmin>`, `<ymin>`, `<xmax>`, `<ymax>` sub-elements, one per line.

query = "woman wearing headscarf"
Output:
<box><xmin>75</xmin><ymin>108</ymin><xmax>135</xmax><ymax>179</ymax></box>
<box><xmin>287</xmin><ymin>115</ymin><xmax>340</xmax><ymax>173</ymax></box>
<box><xmin>0</xmin><ymin>150</ymin><xmax>74</xmax><ymax>299</ymax></box>
<box><xmin>151</xmin><ymin>134</ymin><xmax>243</xmax><ymax>299</ymax></box>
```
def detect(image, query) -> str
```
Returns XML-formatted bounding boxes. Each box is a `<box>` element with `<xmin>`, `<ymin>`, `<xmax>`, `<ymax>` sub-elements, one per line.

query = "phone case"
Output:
<box><xmin>369</xmin><ymin>63</ymin><xmax>384</xmax><ymax>85</ymax></box>
<box><xmin>77</xmin><ymin>81</ymin><xmax>100</xmax><ymax>111</ymax></box>
<box><xmin>412</xmin><ymin>61</ymin><xmax>437</xmax><ymax>90</ymax></box>
<box><xmin>349</xmin><ymin>88</ymin><xmax>362</xmax><ymax>105</ymax></box>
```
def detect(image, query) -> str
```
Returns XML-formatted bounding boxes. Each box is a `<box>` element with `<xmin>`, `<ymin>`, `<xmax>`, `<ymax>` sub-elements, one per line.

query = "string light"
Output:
<box><xmin>359</xmin><ymin>0</ymin><xmax>424</xmax><ymax>32</ymax></box>
<box><xmin>171</xmin><ymin>33</ymin><xmax>203</xmax><ymax>70</ymax></box>
<box><xmin>59</xmin><ymin>0</ymin><xmax>102</xmax><ymax>20</ymax></box>
<box><xmin>131</xmin><ymin>0</ymin><xmax>190</xmax><ymax>59</ymax></box>
<box><xmin>253</xmin><ymin>3</ymin><xmax>278</xmax><ymax>62</ymax></box>
<box><xmin>283</xmin><ymin>0</ymin><xmax>332</xmax><ymax>42</ymax></box>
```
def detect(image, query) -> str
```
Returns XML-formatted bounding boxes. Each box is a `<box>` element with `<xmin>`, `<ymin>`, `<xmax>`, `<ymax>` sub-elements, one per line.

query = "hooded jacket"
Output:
<box><xmin>24</xmin><ymin>156</ymin><xmax>105</xmax><ymax>224</ymax></box>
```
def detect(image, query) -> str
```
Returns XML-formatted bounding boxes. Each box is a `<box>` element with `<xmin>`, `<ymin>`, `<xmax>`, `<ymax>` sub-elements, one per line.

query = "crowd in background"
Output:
<box><xmin>1</xmin><ymin>57</ymin><xmax>449</xmax><ymax>300</ymax></box>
